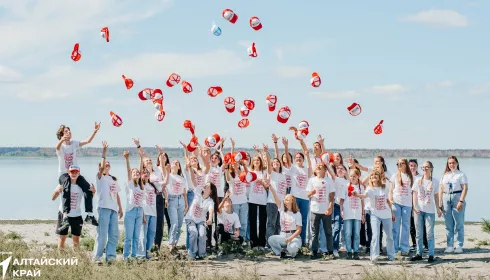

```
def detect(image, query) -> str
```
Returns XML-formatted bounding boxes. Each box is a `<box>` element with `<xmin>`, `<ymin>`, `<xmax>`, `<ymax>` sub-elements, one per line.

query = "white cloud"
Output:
<box><xmin>399</xmin><ymin>10</ymin><xmax>469</xmax><ymax>28</ymax></box>
<box><xmin>309</xmin><ymin>90</ymin><xmax>360</xmax><ymax>99</ymax></box>
<box><xmin>369</xmin><ymin>84</ymin><xmax>408</xmax><ymax>94</ymax></box>
<box><xmin>274</xmin><ymin>41</ymin><xmax>326</xmax><ymax>61</ymax></box>
<box><xmin>6</xmin><ymin>49</ymin><xmax>251</xmax><ymax>101</ymax></box>
<box><xmin>0</xmin><ymin>0</ymin><xmax>173</xmax><ymax>60</ymax></box>
<box><xmin>0</xmin><ymin>65</ymin><xmax>23</xmax><ymax>82</ymax></box>
<box><xmin>274</xmin><ymin>66</ymin><xmax>311</xmax><ymax>78</ymax></box>
<box><xmin>468</xmin><ymin>82</ymin><xmax>490</xmax><ymax>95</ymax></box>
<box><xmin>426</xmin><ymin>81</ymin><xmax>455</xmax><ymax>89</ymax></box>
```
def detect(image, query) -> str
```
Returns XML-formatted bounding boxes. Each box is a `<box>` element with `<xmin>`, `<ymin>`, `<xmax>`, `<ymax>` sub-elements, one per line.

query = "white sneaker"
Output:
<box><xmin>444</xmin><ymin>247</ymin><xmax>454</xmax><ymax>253</ymax></box>
<box><xmin>454</xmin><ymin>247</ymin><xmax>463</xmax><ymax>254</ymax></box>
<box><xmin>333</xmin><ymin>250</ymin><xmax>339</xmax><ymax>258</ymax></box>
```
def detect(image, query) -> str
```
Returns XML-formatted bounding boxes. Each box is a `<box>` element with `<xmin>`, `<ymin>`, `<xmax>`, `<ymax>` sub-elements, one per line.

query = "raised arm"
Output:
<box><xmin>224</xmin><ymin>164</ymin><xmax>232</xmax><ymax>182</ymax></box>
<box><xmin>264</xmin><ymin>144</ymin><xmax>272</xmax><ymax>175</ymax></box>
<box><xmin>138</xmin><ymin>149</ymin><xmax>144</xmax><ymax>176</ymax></box>
<box><xmin>123</xmin><ymin>150</ymin><xmax>131</xmax><ymax>182</ymax></box>
<box><xmin>98</xmin><ymin>141</ymin><xmax>108</xmax><ymax>180</ymax></box>
<box><xmin>271</xmin><ymin>134</ymin><xmax>280</xmax><ymax>159</ymax></box>
<box><xmin>317</xmin><ymin>135</ymin><xmax>326</xmax><ymax>153</ymax></box>
<box><xmin>302</xmin><ymin>141</ymin><xmax>313</xmax><ymax>178</ymax></box>
<box><xmin>56</xmin><ymin>135</ymin><xmax>68</xmax><ymax>151</ymax></box>
<box><xmin>283</xmin><ymin>137</ymin><xmax>291</xmax><ymax>168</ymax></box>
<box><xmin>199</xmin><ymin>146</ymin><xmax>211</xmax><ymax>174</ymax></box>
<box><xmin>80</xmin><ymin>122</ymin><xmax>101</xmax><ymax>147</ymax></box>
<box><xmin>230</xmin><ymin>137</ymin><xmax>235</xmax><ymax>155</ymax></box>
<box><xmin>217</xmin><ymin>191</ymin><xmax>230</xmax><ymax>214</ymax></box>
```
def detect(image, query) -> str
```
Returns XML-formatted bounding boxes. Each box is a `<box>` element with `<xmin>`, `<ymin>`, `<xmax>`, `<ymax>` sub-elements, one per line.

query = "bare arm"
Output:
<box><xmin>80</xmin><ymin>122</ymin><xmax>101</xmax><ymax>147</ymax></box>
<box><xmin>271</xmin><ymin>134</ymin><xmax>280</xmax><ymax>159</ymax></box>
<box><xmin>283</xmin><ymin>137</ymin><xmax>291</xmax><ymax>168</ymax></box>
<box><xmin>224</xmin><ymin>165</ymin><xmax>231</xmax><ymax>182</ymax></box>
<box><xmin>98</xmin><ymin>141</ymin><xmax>108</xmax><ymax>180</ymax></box>
<box><xmin>230</xmin><ymin>138</ymin><xmax>235</xmax><ymax>155</ymax></box>
<box><xmin>302</xmin><ymin>142</ymin><xmax>313</xmax><ymax>178</ymax></box>
<box><xmin>56</xmin><ymin>136</ymin><xmax>68</xmax><ymax>151</ymax></box>
<box><xmin>52</xmin><ymin>185</ymin><xmax>62</xmax><ymax>201</ymax></box>
<box><xmin>389</xmin><ymin>182</ymin><xmax>395</xmax><ymax>204</ymax></box>
<box><xmin>123</xmin><ymin>151</ymin><xmax>131</xmax><ymax>182</ymax></box>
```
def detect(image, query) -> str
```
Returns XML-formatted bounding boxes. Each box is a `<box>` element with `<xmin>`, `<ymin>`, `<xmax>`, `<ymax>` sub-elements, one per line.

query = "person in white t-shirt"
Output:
<box><xmin>185</xmin><ymin>181</ymin><xmax>217</xmax><ymax>259</ymax></box>
<box><xmin>248</xmin><ymin>146</ymin><xmax>268</xmax><ymax>248</ymax></box>
<box><xmin>353</xmin><ymin>170</ymin><xmax>395</xmax><ymax>264</ymax></box>
<box><xmin>93</xmin><ymin>141</ymin><xmax>123</xmax><ymax>264</ymax></box>
<box><xmin>271</xmin><ymin>134</ymin><xmax>293</xmax><ymax>195</ymax></box>
<box><xmin>122</xmin><ymin>151</ymin><xmax>145</xmax><ymax>260</ymax></box>
<box><xmin>162</xmin><ymin>156</ymin><xmax>188</xmax><ymax>252</ymax></box>
<box><xmin>225</xmin><ymin>160</ymin><xmax>249</xmax><ymax>241</ymax></box>
<box><xmin>306</xmin><ymin>162</ymin><xmax>335</xmax><ymax>259</ymax></box>
<box><xmin>217</xmin><ymin>192</ymin><xmax>242</xmax><ymax>248</ymax></box>
<box><xmin>56</xmin><ymin>124</ymin><xmax>100</xmax><ymax>231</ymax></box>
<box><xmin>389</xmin><ymin>158</ymin><xmax>414</xmax><ymax>256</ymax></box>
<box><xmin>410</xmin><ymin>161</ymin><xmax>441</xmax><ymax>263</ymax></box>
<box><xmin>52</xmin><ymin>165</ymin><xmax>95</xmax><ymax>249</ymax></box>
<box><xmin>438</xmin><ymin>156</ymin><xmax>468</xmax><ymax>254</ymax></box>
<box><xmin>408</xmin><ymin>159</ymin><xmax>428</xmax><ymax>253</ymax></box>
<box><xmin>340</xmin><ymin>169</ymin><xmax>365</xmax><ymax>260</ymax></box>
<box><xmin>137</xmin><ymin>166</ymin><xmax>159</xmax><ymax>259</ymax></box>
<box><xmin>267</xmin><ymin>189</ymin><xmax>303</xmax><ymax>259</ymax></box>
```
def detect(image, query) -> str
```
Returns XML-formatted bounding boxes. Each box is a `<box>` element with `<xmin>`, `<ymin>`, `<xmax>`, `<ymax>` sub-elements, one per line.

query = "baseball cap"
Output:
<box><xmin>68</xmin><ymin>165</ymin><xmax>80</xmax><ymax>172</ymax></box>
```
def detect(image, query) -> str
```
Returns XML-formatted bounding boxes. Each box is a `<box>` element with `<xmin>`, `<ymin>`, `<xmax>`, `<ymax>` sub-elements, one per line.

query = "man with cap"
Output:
<box><xmin>56</xmin><ymin>123</ymin><xmax>100</xmax><ymax>231</ymax></box>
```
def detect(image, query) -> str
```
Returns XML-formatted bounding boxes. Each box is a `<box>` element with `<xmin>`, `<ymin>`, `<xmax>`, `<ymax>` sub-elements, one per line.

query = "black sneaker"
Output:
<box><xmin>280</xmin><ymin>251</ymin><xmax>287</xmax><ymax>259</ymax></box>
<box><xmin>410</xmin><ymin>255</ymin><xmax>423</xmax><ymax>261</ymax></box>
<box><xmin>311</xmin><ymin>251</ymin><xmax>320</xmax><ymax>260</ymax></box>
<box><xmin>428</xmin><ymin>256</ymin><xmax>435</xmax><ymax>263</ymax></box>
<box><xmin>58</xmin><ymin>216</ymin><xmax>70</xmax><ymax>231</ymax></box>
<box><xmin>365</xmin><ymin>247</ymin><xmax>370</xmax><ymax>254</ymax></box>
<box><xmin>85</xmin><ymin>215</ymin><xmax>99</xmax><ymax>226</ymax></box>
<box><xmin>353</xmin><ymin>252</ymin><xmax>360</xmax><ymax>260</ymax></box>
<box><xmin>347</xmin><ymin>252</ymin><xmax>352</xmax><ymax>259</ymax></box>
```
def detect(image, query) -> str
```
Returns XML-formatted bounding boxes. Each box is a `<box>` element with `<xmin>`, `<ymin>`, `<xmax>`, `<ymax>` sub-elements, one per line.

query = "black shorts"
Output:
<box><xmin>55</xmin><ymin>212</ymin><xmax>83</xmax><ymax>236</ymax></box>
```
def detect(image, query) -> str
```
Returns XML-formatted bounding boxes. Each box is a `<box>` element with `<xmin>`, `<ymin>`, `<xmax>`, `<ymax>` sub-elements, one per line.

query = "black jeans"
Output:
<box><xmin>410</xmin><ymin>211</ymin><xmax>428</xmax><ymax>248</ymax></box>
<box><xmin>217</xmin><ymin>224</ymin><xmax>243</xmax><ymax>244</ymax></box>
<box><xmin>249</xmin><ymin>203</ymin><xmax>267</xmax><ymax>247</ymax></box>
<box><xmin>360</xmin><ymin>212</ymin><xmax>383</xmax><ymax>250</ymax></box>
<box><xmin>59</xmin><ymin>173</ymin><xmax>93</xmax><ymax>213</ymax></box>
<box><xmin>206</xmin><ymin>197</ymin><xmax>222</xmax><ymax>248</ymax></box>
<box><xmin>310</xmin><ymin>212</ymin><xmax>333</xmax><ymax>253</ymax></box>
<box><xmin>154</xmin><ymin>193</ymin><xmax>171</xmax><ymax>249</ymax></box>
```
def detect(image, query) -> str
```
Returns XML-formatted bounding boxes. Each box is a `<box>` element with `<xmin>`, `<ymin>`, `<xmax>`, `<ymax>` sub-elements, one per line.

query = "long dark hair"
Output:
<box><xmin>206</xmin><ymin>182</ymin><xmax>219</xmax><ymax>211</ymax></box>
<box><xmin>211</xmin><ymin>152</ymin><xmax>223</xmax><ymax>167</ymax></box>
<box><xmin>142</xmin><ymin>168</ymin><xmax>159</xmax><ymax>192</ymax></box>
<box><xmin>272</xmin><ymin>158</ymin><xmax>283</xmax><ymax>173</ymax></box>
<box><xmin>376</xmin><ymin>156</ymin><xmax>388</xmax><ymax>172</ymax></box>
<box><xmin>156</xmin><ymin>152</ymin><xmax>170</xmax><ymax>167</ymax></box>
<box><xmin>99</xmin><ymin>162</ymin><xmax>117</xmax><ymax>181</ymax></box>
<box><xmin>444</xmin><ymin>156</ymin><xmax>460</xmax><ymax>174</ymax></box>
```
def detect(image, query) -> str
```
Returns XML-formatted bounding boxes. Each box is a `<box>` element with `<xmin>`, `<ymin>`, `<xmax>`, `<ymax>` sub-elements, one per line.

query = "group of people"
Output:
<box><xmin>51</xmin><ymin>123</ymin><xmax>469</xmax><ymax>265</ymax></box>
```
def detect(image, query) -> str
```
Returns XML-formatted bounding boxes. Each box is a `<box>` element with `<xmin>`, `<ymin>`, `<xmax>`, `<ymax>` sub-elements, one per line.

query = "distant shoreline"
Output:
<box><xmin>1</xmin><ymin>147</ymin><xmax>490</xmax><ymax>158</ymax></box>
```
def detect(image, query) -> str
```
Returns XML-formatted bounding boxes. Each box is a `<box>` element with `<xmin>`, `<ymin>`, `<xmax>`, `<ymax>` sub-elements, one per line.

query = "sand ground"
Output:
<box><xmin>1</xmin><ymin>221</ymin><xmax>489</xmax><ymax>279</ymax></box>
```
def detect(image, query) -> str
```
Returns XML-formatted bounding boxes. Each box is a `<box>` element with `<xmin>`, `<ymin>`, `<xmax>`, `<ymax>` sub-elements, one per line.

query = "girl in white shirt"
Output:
<box><xmin>306</xmin><ymin>162</ymin><xmax>335</xmax><ymax>259</ymax></box>
<box><xmin>185</xmin><ymin>181</ymin><xmax>217</xmax><ymax>259</ymax></box>
<box><xmin>410</xmin><ymin>161</ymin><xmax>441</xmax><ymax>263</ymax></box>
<box><xmin>224</xmin><ymin>160</ymin><xmax>249</xmax><ymax>241</ymax></box>
<box><xmin>353</xmin><ymin>171</ymin><xmax>395</xmax><ymax>264</ymax></box>
<box><xmin>162</xmin><ymin>157</ymin><xmax>188</xmax><ymax>252</ymax></box>
<box><xmin>438</xmin><ymin>156</ymin><xmax>468</xmax><ymax>254</ymax></box>
<box><xmin>271</xmin><ymin>134</ymin><xmax>292</xmax><ymax>195</ymax></box>
<box><xmin>122</xmin><ymin>151</ymin><xmax>145</xmax><ymax>260</ymax></box>
<box><xmin>248</xmin><ymin>148</ymin><xmax>268</xmax><ymax>248</ymax></box>
<box><xmin>340</xmin><ymin>168</ymin><xmax>365</xmax><ymax>260</ymax></box>
<box><xmin>137</xmin><ymin>168</ymin><xmax>159</xmax><ymax>259</ymax></box>
<box><xmin>217</xmin><ymin>192</ymin><xmax>242</xmax><ymax>246</ymax></box>
<box><xmin>389</xmin><ymin>158</ymin><xmax>414</xmax><ymax>255</ymax></box>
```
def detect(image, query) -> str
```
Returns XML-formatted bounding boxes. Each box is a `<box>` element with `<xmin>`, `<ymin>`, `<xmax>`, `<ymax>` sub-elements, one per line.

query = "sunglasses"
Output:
<box><xmin>422</xmin><ymin>166</ymin><xmax>432</xmax><ymax>170</ymax></box>
<box><xmin>396</xmin><ymin>162</ymin><xmax>405</xmax><ymax>166</ymax></box>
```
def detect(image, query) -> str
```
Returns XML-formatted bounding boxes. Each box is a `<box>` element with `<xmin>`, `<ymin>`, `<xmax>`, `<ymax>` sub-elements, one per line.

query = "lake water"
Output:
<box><xmin>0</xmin><ymin>157</ymin><xmax>487</xmax><ymax>221</ymax></box>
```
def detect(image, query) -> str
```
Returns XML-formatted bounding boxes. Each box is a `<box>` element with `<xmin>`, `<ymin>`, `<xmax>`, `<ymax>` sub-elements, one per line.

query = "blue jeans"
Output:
<box><xmin>232</xmin><ymin>203</ymin><xmax>249</xmax><ymax>239</ymax></box>
<box><xmin>123</xmin><ymin>207</ymin><xmax>143</xmax><ymax>258</ymax></box>
<box><xmin>415</xmin><ymin>212</ymin><xmax>435</xmax><ymax>256</ymax></box>
<box><xmin>138</xmin><ymin>215</ymin><xmax>156</xmax><ymax>258</ymax></box>
<box><xmin>186</xmin><ymin>190</ymin><xmax>194</xmax><ymax>249</ymax></box>
<box><xmin>443</xmin><ymin>193</ymin><xmax>465</xmax><ymax>248</ymax></box>
<box><xmin>344</xmin><ymin>219</ymin><xmax>361</xmax><ymax>253</ymax></box>
<box><xmin>186</xmin><ymin>220</ymin><xmax>206</xmax><ymax>257</ymax></box>
<box><xmin>392</xmin><ymin>203</ymin><xmax>412</xmax><ymax>253</ymax></box>
<box><xmin>93</xmin><ymin>208</ymin><xmax>119</xmax><ymax>262</ymax></box>
<box><xmin>371</xmin><ymin>214</ymin><xmax>395</xmax><ymax>261</ymax></box>
<box><xmin>332</xmin><ymin>204</ymin><xmax>343</xmax><ymax>250</ymax></box>
<box><xmin>318</xmin><ymin>220</ymin><xmax>328</xmax><ymax>253</ymax></box>
<box><xmin>295</xmin><ymin>198</ymin><xmax>309</xmax><ymax>245</ymax></box>
<box><xmin>168</xmin><ymin>194</ymin><xmax>185</xmax><ymax>245</ymax></box>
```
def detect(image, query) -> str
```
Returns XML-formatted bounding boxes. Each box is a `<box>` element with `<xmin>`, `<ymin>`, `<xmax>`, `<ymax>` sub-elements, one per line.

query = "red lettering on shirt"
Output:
<box><xmin>296</xmin><ymin>174</ymin><xmax>307</xmax><ymax>189</ymax></box>
<box><xmin>281</xmin><ymin>213</ymin><xmax>295</xmax><ymax>231</ymax></box>
<box><xmin>70</xmin><ymin>191</ymin><xmax>79</xmax><ymax>211</ymax></box>
<box><xmin>233</xmin><ymin>178</ymin><xmax>245</xmax><ymax>195</ymax></box>
<box><xmin>208</xmin><ymin>171</ymin><xmax>220</xmax><ymax>187</ymax></box>
<box><xmin>132</xmin><ymin>191</ymin><xmax>143</xmax><ymax>206</ymax></box>
<box><xmin>349</xmin><ymin>196</ymin><xmax>360</xmax><ymax>210</ymax></box>
<box><xmin>64</xmin><ymin>153</ymin><xmax>74</xmax><ymax>170</ymax></box>
<box><xmin>277</xmin><ymin>180</ymin><xmax>287</xmax><ymax>195</ymax></box>
<box><xmin>375</xmin><ymin>195</ymin><xmax>386</xmax><ymax>211</ymax></box>
<box><xmin>192</xmin><ymin>202</ymin><xmax>203</xmax><ymax>218</ymax></box>
<box><xmin>398</xmin><ymin>179</ymin><xmax>410</xmax><ymax>197</ymax></box>
<box><xmin>146</xmin><ymin>188</ymin><xmax>155</xmax><ymax>206</ymax></box>
<box><xmin>195</xmin><ymin>173</ymin><xmax>205</xmax><ymax>188</ymax></box>
<box><xmin>285</xmin><ymin>174</ymin><xmax>292</xmax><ymax>188</ymax></box>
<box><xmin>224</xmin><ymin>219</ymin><xmax>233</xmax><ymax>233</ymax></box>
<box><xmin>172</xmin><ymin>179</ymin><xmax>183</xmax><ymax>194</ymax></box>
<box><xmin>314</xmin><ymin>184</ymin><xmax>327</xmax><ymax>202</ymax></box>
<box><xmin>253</xmin><ymin>179</ymin><xmax>264</xmax><ymax>194</ymax></box>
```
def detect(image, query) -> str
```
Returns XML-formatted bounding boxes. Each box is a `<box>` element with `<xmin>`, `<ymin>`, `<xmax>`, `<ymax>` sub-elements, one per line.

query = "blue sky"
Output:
<box><xmin>0</xmin><ymin>0</ymin><xmax>489</xmax><ymax>149</ymax></box>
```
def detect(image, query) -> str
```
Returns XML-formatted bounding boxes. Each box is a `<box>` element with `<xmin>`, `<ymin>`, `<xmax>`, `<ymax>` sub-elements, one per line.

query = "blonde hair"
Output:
<box><xmin>369</xmin><ymin>171</ymin><xmax>385</xmax><ymax>189</ymax></box>
<box><xmin>283</xmin><ymin>194</ymin><xmax>299</xmax><ymax>213</ymax></box>
<box><xmin>397</xmin><ymin>158</ymin><xmax>413</xmax><ymax>187</ymax></box>
<box><xmin>373</xmin><ymin>163</ymin><xmax>387</xmax><ymax>184</ymax></box>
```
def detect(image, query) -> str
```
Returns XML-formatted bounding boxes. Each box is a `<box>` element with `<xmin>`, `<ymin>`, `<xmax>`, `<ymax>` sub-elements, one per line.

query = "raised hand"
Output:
<box><xmin>230</xmin><ymin>138</ymin><xmax>235</xmax><ymax>147</ymax></box>
<box><xmin>123</xmin><ymin>150</ymin><xmax>129</xmax><ymax>159</ymax></box>
<box><xmin>155</xmin><ymin>145</ymin><xmax>164</xmax><ymax>154</ymax></box>
<box><xmin>282</xmin><ymin>137</ymin><xmax>288</xmax><ymax>146</ymax></box>
<box><xmin>262</xmin><ymin>144</ymin><xmax>269</xmax><ymax>152</ymax></box>
<box><xmin>271</xmin><ymin>134</ymin><xmax>279</xmax><ymax>143</ymax></box>
<box><xmin>253</xmin><ymin>144</ymin><xmax>260</xmax><ymax>153</ymax></box>
<box><xmin>317</xmin><ymin>134</ymin><xmax>324</xmax><ymax>145</ymax></box>
<box><xmin>179</xmin><ymin>140</ymin><xmax>186</xmax><ymax>148</ymax></box>
<box><xmin>132</xmin><ymin>138</ymin><xmax>140</xmax><ymax>147</ymax></box>
<box><xmin>94</xmin><ymin>122</ymin><xmax>101</xmax><ymax>132</ymax></box>
<box><xmin>102</xmin><ymin>141</ymin><xmax>109</xmax><ymax>149</ymax></box>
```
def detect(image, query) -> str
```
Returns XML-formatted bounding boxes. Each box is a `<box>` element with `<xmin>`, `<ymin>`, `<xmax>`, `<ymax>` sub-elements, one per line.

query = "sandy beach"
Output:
<box><xmin>1</xmin><ymin>221</ymin><xmax>489</xmax><ymax>279</ymax></box>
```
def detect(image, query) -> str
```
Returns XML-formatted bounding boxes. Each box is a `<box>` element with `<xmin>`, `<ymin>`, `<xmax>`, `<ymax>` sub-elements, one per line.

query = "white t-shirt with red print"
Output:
<box><xmin>282</xmin><ymin>167</ymin><xmax>292</xmax><ymax>192</ymax></box>
<box><xmin>289</xmin><ymin>165</ymin><xmax>309</xmax><ymax>200</ymax></box>
<box><xmin>365</xmin><ymin>187</ymin><xmax>391</xmax><ymax>220</ymax></box>
<box><xmin>218</xmin><ymin>211</ymin><xmax>241</xmax><ymax>234</ymax></box>
<box><xmin>95</xmin><ymin>174</ymin><xmax>120</xmax><ymax>212</ymax></box>
<box><xmin>186</xmin><ymin>168</ymin><xmax>206</xmax><ymax>192</ymax></box>
<box><xmin>58</xmin><ymin>184</ymin><xmax>83</xmax><ymax>217</ymax></box>
<box><xmin>143</xmin><ymin>182</ymin><xmax>157</xmax><ymax>217</ymax></box>
<box><xmin>267</xmin><ymin>171</ymin><xmax>288</xmax><ymax>204</ymax></box>
<box><xmin>125</xmin><ymin>181</ymin><xmax>144</xmax><ymax>213</ymax></box>
<box><xmin>248</xmin><ymin>171</ymin><xmax>267</xmax><ymax>205</ymax></box>
<box><xmin>56</xmin><ymin>140</ymin><xmax>81</xmax><ymax>175</ymax></box>
<box><xmin>306</xmin><ymin>176</ymin><xmax>335</xmax><ymax>214</ymax></box>
<box><xmin>185</xmin><ymin>187</ymin><xmax>214</xmax><ymax>223</ymax></box>
<box><xmin>342</xmin><ymin>184</ymin><xmax>364</xmax><ymax>220</ymax></box>
<box><xmin>150</xmin><ymin>168</ymin><xmax>163</xmax><ymax>192</ymax></box>
<box><xmin>412</xmin><ymin>177</ymin><xmax>440</xmax><ymax>214</ymax></box>
<box><xmin>166</xmin><ymin>174</ymin><xmax>187</xmax><ymax>196</ymax></box>
<box><xmin>279</xmin><ymin>208</ymin><xmax>302</xmax><ymax>232</ymax></box>
<box><xmin>206</xmin><ymin>166</ymin><xmax>223</xmax><ymax>197</ymax></box>
<box><xmin>228</xmin><ymin>176</ymin><xmax>247</xmax><ymax>205</ymax></box>
<box><xmin>390</xmin><ymin>173</ymin><xmax>413</xmax><ymax>207</ymax></box>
